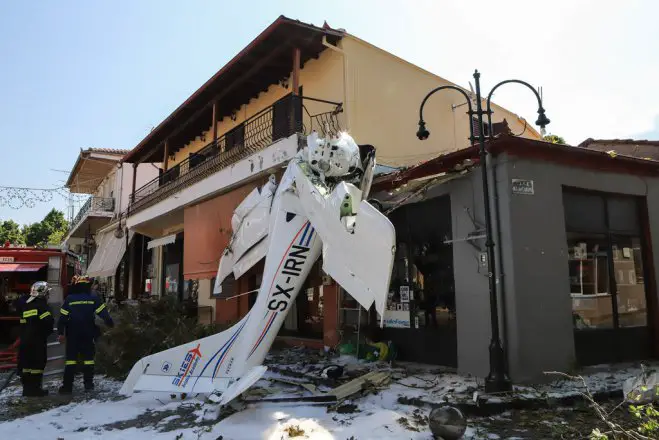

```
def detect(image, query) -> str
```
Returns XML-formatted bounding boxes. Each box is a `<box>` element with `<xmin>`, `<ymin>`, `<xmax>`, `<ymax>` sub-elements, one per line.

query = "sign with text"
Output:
<box><xmin>511</xmin><ymin>179</ymin><xmax>534</xmax><ymax>195</ymax></box>
<box><xmin>383</xmin><ymin>310</ymin><xmax>411</xmax><ymax>328</ymax></box>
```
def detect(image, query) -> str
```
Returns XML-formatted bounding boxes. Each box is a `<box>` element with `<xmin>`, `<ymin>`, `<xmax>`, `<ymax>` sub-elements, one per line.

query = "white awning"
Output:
<box><xmin>86</xmin><ymin>230</ymin><xmax>134</xmax><ymax>278</ymax></box>
<box><xmin>147</xmin><ymin>234</ymin><xmax>177</xmax><ymax>250</ymax></box>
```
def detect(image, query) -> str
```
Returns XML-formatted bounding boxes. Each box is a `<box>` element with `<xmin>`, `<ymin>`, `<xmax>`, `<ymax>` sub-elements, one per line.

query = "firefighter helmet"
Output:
<box><xmin>27</xmin><ymin>281</ymin><xmax>51</xmax><ymax>303</ymax></box>
<box><xmin>72</xmin><ymin>275</ymin><xmax>92</xmax><ymax>285</ymax></box>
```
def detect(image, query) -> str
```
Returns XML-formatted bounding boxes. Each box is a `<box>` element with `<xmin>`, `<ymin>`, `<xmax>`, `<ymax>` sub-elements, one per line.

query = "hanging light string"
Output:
<box><xmin>0</xmin><ymin>185</ymin><xmax>88</xmax><ymax>210</ymax></box>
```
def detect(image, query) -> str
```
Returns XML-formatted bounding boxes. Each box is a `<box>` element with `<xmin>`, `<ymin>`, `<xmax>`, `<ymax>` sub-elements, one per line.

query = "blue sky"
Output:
<box><xmin>2</xmin><ymin>0</ymin><xmax>658</xmax><ymax>225</ymax></box>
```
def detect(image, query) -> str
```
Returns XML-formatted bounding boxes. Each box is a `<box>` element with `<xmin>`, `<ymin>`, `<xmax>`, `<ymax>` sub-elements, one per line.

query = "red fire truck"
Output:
<box><xmin>0</xmin><ymin>244</ymin><xmax>81</xmax><ymax>345</ymax></box>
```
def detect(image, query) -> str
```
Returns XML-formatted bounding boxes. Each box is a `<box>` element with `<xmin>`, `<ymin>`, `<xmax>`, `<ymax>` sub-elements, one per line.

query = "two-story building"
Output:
<box><xmin>119</xmin><ymin>17</ymin><xmax>541</xmax><ymax>348</ymax></box>
<box><xmin>63</xmin><ymin>147</ymin><xmax>159</xmax><ymax>300</ymax></box>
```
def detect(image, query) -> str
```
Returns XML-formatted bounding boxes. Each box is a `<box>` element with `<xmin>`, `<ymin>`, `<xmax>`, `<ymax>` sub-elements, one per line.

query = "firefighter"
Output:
<box><xmin>17</xmin><ymin>281</ymin><xmax>54</xmax><ymax>397</ymax></box>
<box><xmin>57</xmin><ymin>275</ymin><xmax>114</xmax><ymax>394</ymax></box>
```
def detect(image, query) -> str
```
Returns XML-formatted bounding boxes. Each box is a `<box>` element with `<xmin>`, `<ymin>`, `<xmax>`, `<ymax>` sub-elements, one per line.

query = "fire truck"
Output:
<box><xmin>0</xmin><ymin>244</ymin><xmax>81</xmax><ymax>345</ymax></box>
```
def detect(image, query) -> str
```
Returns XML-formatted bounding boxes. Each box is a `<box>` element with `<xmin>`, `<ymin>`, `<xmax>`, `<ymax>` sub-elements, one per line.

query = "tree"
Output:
<box><xmin>544</xmin><ymin>134</ymin><xmax>566</xmax><ymax>144</ymax></box>
<box><xmin>0</xmin><ymin>220</ymin><xmax>25</xmax><ymax>245</ymax></box>
<box><xmin>24</xmin><ymin>209</ymin><xmax>69</xmax><ymax>247</ymax></box>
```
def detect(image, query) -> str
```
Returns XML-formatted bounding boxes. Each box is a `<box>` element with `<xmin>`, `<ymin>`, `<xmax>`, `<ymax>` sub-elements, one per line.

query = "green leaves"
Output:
<box><xmin>0</xmin><ymin>209</ymin><xmax>69</xmax><ymax>247</ymax></box>
<box><xmin>543</xmin><ymin>134</ymin><xmax>566</xmax><ymax>145</ymax></box>
<box><xmin>0</xmin><ymin>219</ymin><xmax>25</xmax><ymax>245</ymax></box>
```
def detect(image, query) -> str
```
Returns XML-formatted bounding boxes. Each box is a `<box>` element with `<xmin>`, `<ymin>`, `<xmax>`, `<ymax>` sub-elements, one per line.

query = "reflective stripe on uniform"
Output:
<box><xmin>95</xmin><ymin>303</ymin><xmax>106</xmax><ymax>314</ymax></box>
<box><xmin>19</xmin><ymin>319</ymin><xmax>26</xmax><ymax>324</ymax></box>
<box><xmin>83</xmin><ymin>360</ymin><xmax>95</xmax><ymax>365</ymax></box>
<box><xmin>65</xmin><ymin>360</ymin><xmax>77</xmax><ymax>365</ymax></box>
<box><xmin>70</xmin><ymin>301</ymin><xmax>95</xmax><ymax>305</ymax></box>
<box><xmin>59</xmin><ymin>308</ymin><xmax>70</xmax><ymax>315</ymax></box>
<box><xmin>22</xmin><ymin>369</ymin><xmax>44</xmax><ymax>374</ymax></box>
<box><xmin>39</xmin><ymin>311</ymin><xmax>51</xmax><ymax>320</ymax></box>
<box><xmin>22</xmin><ymin>309</ymin><xmax>38</xmax><ymax>318</ymax></box>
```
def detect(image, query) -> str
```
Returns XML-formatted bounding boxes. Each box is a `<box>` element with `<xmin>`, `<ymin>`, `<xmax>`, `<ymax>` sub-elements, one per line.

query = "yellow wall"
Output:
<box><xmin>169</xmin><ymin>48</ymin><xmax>346</xmax><ymax>168</ymax></box>
<box><xmin>340</xmin><ymin>35</ymin><xmax>542</xmax><ymax>167</ymax></box>
<box><xmin>168</xmin><ymin>34</ymin><xmax>541</xmax><ymax>169</ymax></box>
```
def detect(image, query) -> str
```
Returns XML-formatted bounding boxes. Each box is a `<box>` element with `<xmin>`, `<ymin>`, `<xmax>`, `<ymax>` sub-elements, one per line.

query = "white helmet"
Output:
<box><xmin>27</xmin><ymin>281</ymin><xmax>51</xmax><ymax>303</ymax></box>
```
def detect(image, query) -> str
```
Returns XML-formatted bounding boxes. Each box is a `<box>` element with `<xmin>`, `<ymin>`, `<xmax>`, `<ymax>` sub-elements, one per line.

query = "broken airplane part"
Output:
<box><xmin>119</xmin><ymin>132</ymin><xmax>396</xmax><ymax>406</ymax></box>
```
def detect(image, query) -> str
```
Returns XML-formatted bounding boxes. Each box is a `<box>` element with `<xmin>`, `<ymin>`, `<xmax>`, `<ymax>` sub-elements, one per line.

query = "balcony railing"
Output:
<box><xmin>70</xmin><ymin>196</ymin><xmax>115</xmax><ymax>232</ymax></box>
<box><xmin>129</xmin><ymin>94</ymin><xmax>342</xmax><ymax>214</ymax></box>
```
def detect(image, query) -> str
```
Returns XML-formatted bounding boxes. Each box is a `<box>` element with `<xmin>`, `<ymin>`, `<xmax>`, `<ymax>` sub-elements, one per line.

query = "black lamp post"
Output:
<box><xmin>416</xmin><ymin>69</ymin><xmax>549</xmax><ymax>393</ymax></box>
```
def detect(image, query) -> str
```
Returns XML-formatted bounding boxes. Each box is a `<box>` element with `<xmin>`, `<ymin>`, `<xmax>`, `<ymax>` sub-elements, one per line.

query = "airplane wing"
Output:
<box><xmin>292</xmin><ymin>162</ymin><xmax>396</xmax><ymax>322</ymax></box>
<box><xmin>213</xmin><ymin>178</ymin><xmax>276</xmax><ymax>294</ymax></box>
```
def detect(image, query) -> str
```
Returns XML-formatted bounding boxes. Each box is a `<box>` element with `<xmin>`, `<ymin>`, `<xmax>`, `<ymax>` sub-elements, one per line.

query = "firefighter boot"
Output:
<box><xmin>22</xmin><ymin>374</ymin><xmax>47</xmax><ymax>397</ymax></box>
<box><xmin>32</xmin><ymin>374</ymin><xmax>49</xmax><ymax>397</ymax></box>
<box><xmin>83</xmin><ymin>363</ymin><xmax>94</xmax><ymax>391</ymax></box>
<box><xmin>58</xmin><ymin>364</ymin><xmax>75</xmax><ymax>395</ymax></box>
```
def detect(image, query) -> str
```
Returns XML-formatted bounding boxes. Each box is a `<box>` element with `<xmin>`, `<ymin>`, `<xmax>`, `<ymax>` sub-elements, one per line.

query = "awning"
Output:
<box><xmin>147</xmin><ymin>234</ymin><xmax>177</xmax><ymax>250</ymax></box>
<box><xmin>0</xmin><ymin>263</ymin><xmax>46</xmax><ymax>273</ymax></box>
<box><xmin>86</xmin><ymin>230</ymin><xmax>134</xmax><ymax>278</ymax></box>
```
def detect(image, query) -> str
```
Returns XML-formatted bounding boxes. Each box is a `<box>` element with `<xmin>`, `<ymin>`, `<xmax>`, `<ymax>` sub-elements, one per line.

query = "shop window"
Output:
<box><xmin>567</xmin><ymin>233</ymin><xmax>613</xmax><ymax>329</ymax></box>
<box><xmin>612</xmin><ymin>236</ymin><xmax>646</xmax><ymax>328</ymax></box>
<box><xmin>563</xmin><ymin>190</ymin><xmax>647</xmax><ymax>331</ymax></box>
<box><xmin>563</xmin><ymin>192</ymin><xmax>606</xmax><ymax>233</ymax></box>
<box><xmin>165</xmin><ymin>263</ymin><xmax>180</xmax><ymax>296</ymax></box>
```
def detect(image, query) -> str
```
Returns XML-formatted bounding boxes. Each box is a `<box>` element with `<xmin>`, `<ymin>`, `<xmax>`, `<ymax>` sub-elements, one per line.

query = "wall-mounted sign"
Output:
<box><xmin>399</xmin><ymin>285</ymin><xmax>410</xmax><ymax>303</ymax></box>
<box><xmin>383</xmin><ymin>310</ymin><xmax>411</xmax><ymax>328</ymax></box>
<box><xmin>511</xmin><ymin>179</ymin><xmax>534</xmax><ymax>195</ymax></box>
<box><xmin>0</xmin><ymin>257</ymin><xmax>14</xmax><ymax>263</ymax></box>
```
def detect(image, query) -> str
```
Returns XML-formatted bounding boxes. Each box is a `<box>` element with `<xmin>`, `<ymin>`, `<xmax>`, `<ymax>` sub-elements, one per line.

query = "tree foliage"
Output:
<box><xmin>0</xmin><ymin>209</ymin><xmax>68</xmax><ymax>247</ymax></box>
<box><xmin>96</xmin><ymin>296</ymin><xmax>227</xmax><ymax>379</ymax></box>
<box><xmin>0</xmin><ymin>220</ymin><xmax>25</xmax><ymax>245</ymax></box>
<box><xmin>24</xmin><ymin>209</ymin><xmax>68</xmax><ymax>247</ymax></box>
<box><xmin>544</xmin><ymin>134</ymin><xmax>567</xmax><ymax>145</ymax></box>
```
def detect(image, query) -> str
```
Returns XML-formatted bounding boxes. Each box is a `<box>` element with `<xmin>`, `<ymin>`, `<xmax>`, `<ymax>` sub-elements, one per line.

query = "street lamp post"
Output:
<box><xmin>416</xmin><ymin>70</ymin><xmax>550</xmax><ymax>393</ymax></box>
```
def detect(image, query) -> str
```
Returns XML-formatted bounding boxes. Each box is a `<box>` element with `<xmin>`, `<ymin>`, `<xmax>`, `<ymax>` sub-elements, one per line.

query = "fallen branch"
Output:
<box><xmin>545</xmin><ymin>371</ymin><xmax>653</xmax><ymax>440</ymax></box>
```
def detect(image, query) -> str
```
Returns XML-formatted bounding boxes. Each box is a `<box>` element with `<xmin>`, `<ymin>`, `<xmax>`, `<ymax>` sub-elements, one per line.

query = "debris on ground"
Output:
<box><xmin>1</xmin><ymin>346</ymin><xmax>658</xmax><ymax>439</ymax></box>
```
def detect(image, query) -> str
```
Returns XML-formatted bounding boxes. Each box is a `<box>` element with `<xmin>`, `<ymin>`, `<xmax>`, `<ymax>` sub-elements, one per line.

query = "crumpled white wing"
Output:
<box><xmin>292</xmin><ymin>163</ymin><xmax>396</xmax><ymax>321</ymax></box>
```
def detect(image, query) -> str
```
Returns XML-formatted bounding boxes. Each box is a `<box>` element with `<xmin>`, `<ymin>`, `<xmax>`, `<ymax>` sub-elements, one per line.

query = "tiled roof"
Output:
<box><xmin>86</xmin><ymin>148</ymin><xmax>130</xmax><ymax>156</ymax></box>
<box><xmin>578</xmin><ymin>138</ymin><xmax>659</xmax><ymax>161</ymax></box>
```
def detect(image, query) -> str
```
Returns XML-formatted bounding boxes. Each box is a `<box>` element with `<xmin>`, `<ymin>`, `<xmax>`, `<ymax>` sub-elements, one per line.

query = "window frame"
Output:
<box><xmin>563</xmin><ymin>187</ymin><xmax>650</xmax><ymax>331</ymax></box>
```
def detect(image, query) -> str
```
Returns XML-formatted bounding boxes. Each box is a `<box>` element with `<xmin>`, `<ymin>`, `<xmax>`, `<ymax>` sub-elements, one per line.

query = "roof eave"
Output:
<box><xmin>121</xmin><ymin>16</ymin><xmax>344</xmax><ymax>165</ymax></box>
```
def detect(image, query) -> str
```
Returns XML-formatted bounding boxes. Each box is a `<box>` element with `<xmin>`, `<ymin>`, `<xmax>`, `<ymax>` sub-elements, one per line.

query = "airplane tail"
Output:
<box><xmin>119</xmin><ymin>313</ymin><xmax>250</xmax><ymax>396</ymax></box>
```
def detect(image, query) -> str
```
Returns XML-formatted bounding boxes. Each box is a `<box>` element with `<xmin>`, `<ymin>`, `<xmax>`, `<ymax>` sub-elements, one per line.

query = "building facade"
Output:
<box><xmin>120</xmin><ymin>16</ymin><xmax>540</xmax><ymax>336</ymax></box>
<box><xmin>373</xmin><ymin>134</ymin><xmax>659</xmax><ymax>381</ymax></box>
<box><xmin>63</xmin><ymin>147</ymin><xmax>159</xmax><ymax>300</ymax></box>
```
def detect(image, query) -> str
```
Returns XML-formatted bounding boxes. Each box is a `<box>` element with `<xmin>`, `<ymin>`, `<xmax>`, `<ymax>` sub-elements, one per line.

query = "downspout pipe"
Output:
<box><xmin>322</xmin><ymin>36</ymin><xmax>349</xmax><ymax>131</ymax></box>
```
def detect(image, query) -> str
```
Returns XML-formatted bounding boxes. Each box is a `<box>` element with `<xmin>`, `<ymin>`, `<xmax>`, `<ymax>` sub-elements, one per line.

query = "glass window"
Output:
<box><xmin>564</xmin><ymin>190</ymin><xmax>648</xmax><ymax>332</ymax></box>
<box><xmin>165</xmin><ymin>263</ymin><xmax>179</xmax><ymax>296</ymax></box>
<box><xmin>612</xmin><ymin>236</ymin><xmax>647</xmax><ymax>328</ymax></box>
<box><xmin>563</xmin><ymin>192</ymin><xmax>606</xmax><ymax>233</ymax></box>
<box><xmin>567</xmin><ymin>233</ymin><xmax>613</xmax><ymax>329</ymax></box>
<box><xmin>607</xmin><ymin>197</ymin><xmax>640</xmax><ymax>233</ymax></box>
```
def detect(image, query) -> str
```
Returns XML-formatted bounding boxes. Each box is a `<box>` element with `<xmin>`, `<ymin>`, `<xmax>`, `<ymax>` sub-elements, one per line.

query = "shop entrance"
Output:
<box><xmin>383</xmin><ymin>195</ymin><xmax>457</xmax><ymax>366</ymax></box>
<box><xmin>563</xmin><ymin>189</ymin><xmax>655</xmax><ymax>365</ymax></box>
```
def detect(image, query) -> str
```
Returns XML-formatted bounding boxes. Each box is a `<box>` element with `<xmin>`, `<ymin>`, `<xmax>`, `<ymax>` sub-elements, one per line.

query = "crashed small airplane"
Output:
<box><xmin>120</xmin><ymin>131</ymin><xmax>396</xmax><ymax>406</ymax></box>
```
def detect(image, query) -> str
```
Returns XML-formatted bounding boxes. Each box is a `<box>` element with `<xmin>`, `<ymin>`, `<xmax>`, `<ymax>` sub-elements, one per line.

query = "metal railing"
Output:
<box><xmin>70</xmin><ymin>196</ymin><xmax>115</xmax><ymax>231</ymax></box>
<box><xmin>129</xmin><ymin>94</ymin><xmax>342</xmax><ymax>214</ymax></box>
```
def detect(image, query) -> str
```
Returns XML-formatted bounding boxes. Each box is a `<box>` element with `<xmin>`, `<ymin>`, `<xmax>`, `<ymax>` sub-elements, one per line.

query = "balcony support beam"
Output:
<box><xmin>131</xmin><ymin>163</ymin><xmax>137</xmax><ymax>206</ymax></box>
<box><xmin>292</xmin><ymin>47</ymin><xmax>301</xmax><ymax>94</ymax></box>
<box><xmin>212</xmin><ymin>100</ymin><xmax>219</xmax><ymax>141</ymax></box>
<box><xmin>163</xmin><ymin>139</ymin><xmax>170</xmax><ymax>172</ymax></box>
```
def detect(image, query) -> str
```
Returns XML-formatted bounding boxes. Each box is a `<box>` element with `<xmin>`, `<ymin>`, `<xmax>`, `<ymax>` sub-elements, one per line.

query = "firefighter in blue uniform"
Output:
<box><xmin>57</xmin><ymin>276</ymin><xmax>114</xmax><ymax>394</ymax></box>
<box><xmin>17</xmin><ymin>281</ymin><xmax>54</xmax><ymax>397</ymax></box>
